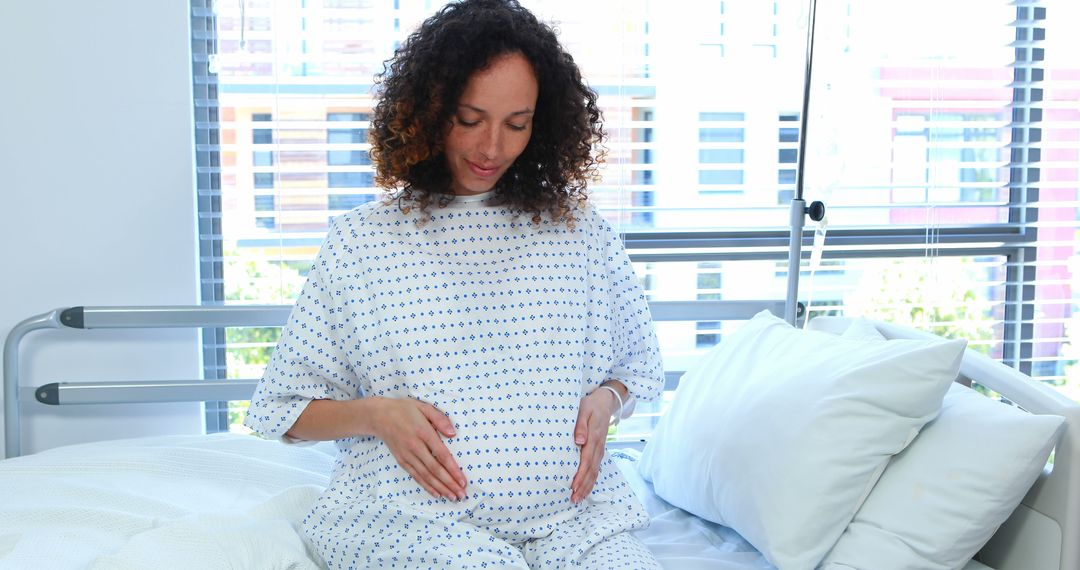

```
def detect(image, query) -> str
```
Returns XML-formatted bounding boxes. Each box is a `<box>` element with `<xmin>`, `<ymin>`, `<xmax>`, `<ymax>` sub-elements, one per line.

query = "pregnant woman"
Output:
<box><xmin>244</xmin><ymin>2</ymin><xmax>664</xmax><ymax>568</ymax></box>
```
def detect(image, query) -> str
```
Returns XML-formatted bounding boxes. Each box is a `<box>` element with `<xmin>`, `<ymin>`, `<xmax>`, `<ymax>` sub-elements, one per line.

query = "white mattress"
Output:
<box><xmin>0</xmin><ymin>434</ymin><xmax>994</xmax><ymax>569</ymax></box>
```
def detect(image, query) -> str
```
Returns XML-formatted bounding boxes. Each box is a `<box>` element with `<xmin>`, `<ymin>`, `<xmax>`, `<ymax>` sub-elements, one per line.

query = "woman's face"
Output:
<box><xmin>444</xmin><ymin>52</ymin><xmax>538</xmax><ymax>196</ymax></box>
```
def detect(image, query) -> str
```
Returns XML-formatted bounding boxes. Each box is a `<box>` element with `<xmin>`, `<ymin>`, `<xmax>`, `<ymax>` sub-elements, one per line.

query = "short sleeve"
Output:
<box><xmin>243</xmin><ymin>223</ymin><xmax>360</xmax><ymax>442</ymax></box>
<box><xmin>595</xmin><ymin>211</ymin><xmax>665</xmax><ymax>412</ymax></box>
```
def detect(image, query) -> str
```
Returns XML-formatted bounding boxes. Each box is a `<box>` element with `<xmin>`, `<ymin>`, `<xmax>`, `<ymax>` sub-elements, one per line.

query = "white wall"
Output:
<box><xmin>0</xmin><ymin>1</ymin><xmax>204</xmax><ymax>455</ymax></box>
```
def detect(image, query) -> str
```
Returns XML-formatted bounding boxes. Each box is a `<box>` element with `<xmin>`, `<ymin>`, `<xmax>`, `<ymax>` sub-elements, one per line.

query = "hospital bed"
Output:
<box><xmin>3</xmin><ymin>303</ymin><xmax>1078</xmax><ymax>570</ymax></box>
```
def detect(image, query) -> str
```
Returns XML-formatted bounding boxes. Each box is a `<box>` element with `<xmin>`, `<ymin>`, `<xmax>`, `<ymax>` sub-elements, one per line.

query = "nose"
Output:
<box><xmin>478</xmin><ymin>124</ymin><xmax>501</xmax><ymax>161</ymax></box>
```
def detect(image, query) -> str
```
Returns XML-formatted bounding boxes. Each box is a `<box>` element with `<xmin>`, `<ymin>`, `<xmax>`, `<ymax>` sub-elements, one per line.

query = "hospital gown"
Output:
<box><xmin>244</xmin><ymin>190</ymin><xmax>665</xmax><ymax>569</ymax></box>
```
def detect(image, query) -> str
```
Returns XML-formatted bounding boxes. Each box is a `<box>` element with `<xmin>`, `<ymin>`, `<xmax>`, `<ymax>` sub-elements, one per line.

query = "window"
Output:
<box><xmin>327</xmin><ymin>112</ymin><xmax>375</xmax><ymax>206</ymax></box>
<box><xmin>695</xmin><ymin>321</ymin><xmax>722</xmax><ymax>348</ymax></box>
<box><xmin>252</xmin><ymin>152</ymin><xmax>273</xmax><ymax>167</ymax></box>
<box><xmin>700</xmin><ymin>149</ymin><xmax>745</xmax><ymax>164</ymax></box>
<box><xmin>253</xmin><ymin>128</ymin><xmax>272</xmax><ymax>145</ymax></box>
<box><xmin>254</xmin><ymin>195</ymin><xmax>275</xmax><ymax>211</ymax></box>
<box><xmin>327</xmin><ymin>172</ymin><xmax>374</xmax><ymax>188</ymax></box>
<box><xmin>698</xmin><ymin>170</ymin><xmax>744</xmax><ymax>185</ymax></box>
<box><xmin>253</xmin><ymin>172</ymin><xmax>274</xmax><ymax>189</ymax></box>
<box><xmin>328</xmin><ymin>193</ymin><xmax>373</xmax><ymax>211</ymax></box>
<box><xmin>192</xmin><ymin>0</ymin><xmax>1080</xmax><ymax>436</ymax></box>
<box><xmin>698</xmin><ymin>111</ymin><xmax>746</xmax><ymax>196</ymax></box>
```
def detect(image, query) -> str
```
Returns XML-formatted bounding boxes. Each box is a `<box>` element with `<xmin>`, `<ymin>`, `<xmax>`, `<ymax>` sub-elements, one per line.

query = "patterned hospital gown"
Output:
<box><xmin>245</xmin><ymin>190</ymin><xmax>664</xmax><ymax>569</ymax></box>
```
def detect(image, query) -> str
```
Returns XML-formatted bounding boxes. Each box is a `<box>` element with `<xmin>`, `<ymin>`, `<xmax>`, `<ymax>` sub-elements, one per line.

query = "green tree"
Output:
<box><xmin>844</xmin><ymin>258</ymin><xmax>995</xmax><ymax>354</ymax></box>
<box><xmin>222</xmin><ymin>250</ymin><xmax>306</xmax><ymax>430</ymax></box>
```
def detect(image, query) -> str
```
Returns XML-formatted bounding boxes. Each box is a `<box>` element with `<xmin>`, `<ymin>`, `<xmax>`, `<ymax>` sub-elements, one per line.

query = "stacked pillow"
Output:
<box><xmin>821</xmin><ymin>320</ymin><xmax>1066</xmax><ymax>569</ymax></box>
<box><xmin>638</xmin><ymin>311</ymin><xmax>1064</xmax><ymax>569</ymax></box>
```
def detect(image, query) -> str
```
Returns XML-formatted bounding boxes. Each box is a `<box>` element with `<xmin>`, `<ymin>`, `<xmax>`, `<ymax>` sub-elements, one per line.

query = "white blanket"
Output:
<box><xmin>0</xmin><ymin>435</ymin><xmax>995</xmax><ymax>569</ymax></box>
<box><xmin>0</xmin><ymin>434</ymin><xmax>332</xmax><ymax>569</ymax></box>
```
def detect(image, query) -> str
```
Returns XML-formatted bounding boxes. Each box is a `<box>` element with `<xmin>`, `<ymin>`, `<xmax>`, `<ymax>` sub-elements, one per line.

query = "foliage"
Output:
<box><xmin>222</xmin><ymin>250</ymin><xmax>306</xmax><ymax>429</ymax></box>
<box><xmin>846</xmin><ymin>257</ymin><xmax>1080</xmax><ymax>402</ymax></box>
<box><xmin>844</xmin><ymin>258</ymin><xmax>995</xmax><ymax>354</ymax></box>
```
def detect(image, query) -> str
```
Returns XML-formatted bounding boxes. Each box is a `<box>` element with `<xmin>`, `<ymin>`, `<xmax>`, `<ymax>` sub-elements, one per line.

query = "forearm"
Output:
<box><xmin>285</xmin><ymin>397</ymin><xmax>386</xmax><ymax>441</ymax></box>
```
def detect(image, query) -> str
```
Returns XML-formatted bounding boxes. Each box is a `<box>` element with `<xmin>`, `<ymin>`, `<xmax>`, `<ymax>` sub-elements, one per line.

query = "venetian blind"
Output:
<box><xmin>191</xmin><ymin>0</ymin><xmax>1080</xmax><ymax>435</ymax></box>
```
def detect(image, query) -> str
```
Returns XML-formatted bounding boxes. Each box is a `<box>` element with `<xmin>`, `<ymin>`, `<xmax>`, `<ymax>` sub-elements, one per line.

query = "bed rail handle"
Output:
<box><xmin>33</xmin><ymin>380</ymin><xmax>260</xmax><ymax>405</ymax></box>
<box><xmin>52</xmin><ymin>302</ymin><xmax>795</xmax><ymax>329</ymax></box>
<box><xmin>76</xmin><ymin>306</ymin><xmax>293</xmax><ymax>329</ymax></box>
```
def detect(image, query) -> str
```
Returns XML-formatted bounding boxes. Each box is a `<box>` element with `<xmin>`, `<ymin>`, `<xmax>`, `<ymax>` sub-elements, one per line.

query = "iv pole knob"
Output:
<box><xmin>807</xmin><ymin>201</ymin><xmax>826</xmax><ymax>222</ymax></box>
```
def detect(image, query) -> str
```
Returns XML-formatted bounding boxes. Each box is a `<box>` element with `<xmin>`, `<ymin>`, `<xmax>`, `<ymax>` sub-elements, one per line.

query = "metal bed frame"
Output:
<box><xmin>3</xmin><ymin>300</ymin><xmax>786</xmax><ymax>460</ymax></box>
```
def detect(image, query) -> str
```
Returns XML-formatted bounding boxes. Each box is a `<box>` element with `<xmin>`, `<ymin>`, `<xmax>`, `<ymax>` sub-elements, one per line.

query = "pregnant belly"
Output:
<box><xmin>413</xmin><ymin>387</ymin><xmax>587</xmax><ymax>534</ymax></box>
<box><xmin>439</xmin><ymin>393</ymin><xmax>581</xmax><ymax>485</ymax></box>
<box><xmin>449</xmin><ymin>435</ymin><xmax>585</xmax><ymax>538</ymax></box>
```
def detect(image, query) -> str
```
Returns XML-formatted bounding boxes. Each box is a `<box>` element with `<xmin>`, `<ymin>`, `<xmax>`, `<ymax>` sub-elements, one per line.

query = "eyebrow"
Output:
<box><xmin>458</xmin><ymin>103</ymin><xmax>535</xmax><ymax>117</ymax></box>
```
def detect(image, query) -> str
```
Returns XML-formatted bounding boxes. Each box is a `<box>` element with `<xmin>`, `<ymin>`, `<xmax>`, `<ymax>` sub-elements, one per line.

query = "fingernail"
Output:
<box><xmin>575</xmin><ymin>435</ymin><xmax>585</xmax><ymax>444</ymax></box>
<box><xmin>448</xmin><ymin>428</ymin><xmax>456</xmax><ymax>436</ymax></box>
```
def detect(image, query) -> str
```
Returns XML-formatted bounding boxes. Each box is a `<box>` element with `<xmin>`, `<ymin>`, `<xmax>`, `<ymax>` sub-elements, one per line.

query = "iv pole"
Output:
<box><xmin>784</xmin><ymin>0</ymin><xmax>826</xmax><ymax>325</ymax></box>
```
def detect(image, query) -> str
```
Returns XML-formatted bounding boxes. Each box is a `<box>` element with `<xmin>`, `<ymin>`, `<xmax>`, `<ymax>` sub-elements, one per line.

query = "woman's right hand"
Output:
<box><xmin>371</xmin><ymin>397</ymin><xmax>468</xmax><ymax>500</ymax></box>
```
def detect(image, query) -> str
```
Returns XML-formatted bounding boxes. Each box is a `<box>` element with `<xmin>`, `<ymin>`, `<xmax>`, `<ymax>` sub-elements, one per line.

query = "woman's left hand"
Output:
<box><xmin>570</xmin><ymin>387</ymin><xmax>619</xmax><ymax>503</ymax></box>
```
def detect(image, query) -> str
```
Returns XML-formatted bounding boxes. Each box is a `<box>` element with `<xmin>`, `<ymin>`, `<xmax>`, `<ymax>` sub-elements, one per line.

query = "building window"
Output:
<box><xmin>254</xmin><ymin>172</ymin><xmax>274</xmax><ymax>189</ymax></box>
<box><xmin>253</xmin><ymin>151</ymin><xmax>274</xmax><ymax>166</ymax></box>
<box><xmin>328</xmin><ymin>194</ymin><xmax>374</xmax><ymax>211</ymax></box>
<box><xmin>327</xmin><ymin>112</ymin><xmax>372</xmax><ymax>191</ymax></box>
<box><xmin>695</xmin><ymin>321</ymin><xmax>722</xmax><ymax>348</ymax></box>
<box><xmin>254</xmin><ymin>195</ymin><xmax>275</xmax><ymax>211</ymax></box>
<box><xmin>253</xmin><ymin>128</ymin><xmax>272</xmax><ymax>144</ymax></box>
<box><xmin>699</xmin><ymin>170</ymin><xmax>744</xmax><ymax>185</ymax></box>
<box><xmin>699</xmin><ymin>149</ymin><xmax>745</xmax><ymax>164</ymax></box>
<box><xmin>328</xmin><ymin>172</ymin><xmax>374</xmax><ymax>188</ymax></box>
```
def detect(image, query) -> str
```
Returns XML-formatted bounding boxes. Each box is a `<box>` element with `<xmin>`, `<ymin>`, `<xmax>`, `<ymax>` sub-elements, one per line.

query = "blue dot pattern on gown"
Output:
<box><xmin>244</xmin><ymin>190</ymin><xmax>664</xmax><ymax>569</ymax></box>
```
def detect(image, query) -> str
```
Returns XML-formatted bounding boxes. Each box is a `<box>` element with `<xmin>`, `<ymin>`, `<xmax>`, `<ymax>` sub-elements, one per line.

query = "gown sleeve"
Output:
<box><xmin>243</xmin><ymin>219</ymin><xmax>361</xmax><ymax>442</ymax></box>
<box><xmin>593</xmin><ymin>210</ymin><xmax>665</xmax><ymax>416</ymax></box>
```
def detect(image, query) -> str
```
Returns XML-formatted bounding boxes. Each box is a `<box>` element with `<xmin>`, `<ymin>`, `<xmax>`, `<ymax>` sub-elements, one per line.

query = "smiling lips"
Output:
<box><xmin>465</xmin><ymin>159</ymin><xmax>500</xmax><ymax>178</ymax></box>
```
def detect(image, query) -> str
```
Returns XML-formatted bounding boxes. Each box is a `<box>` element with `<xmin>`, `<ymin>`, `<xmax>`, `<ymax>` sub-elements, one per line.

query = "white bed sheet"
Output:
<box><xmin>0</xmin><ymin>434</ymin><xmax>993</xmax><ymax>569</ymax></box>
<box><xmin>611</xmin><ymin>449</ymin><xmax>994</xmax><ymax>570</ymax></box>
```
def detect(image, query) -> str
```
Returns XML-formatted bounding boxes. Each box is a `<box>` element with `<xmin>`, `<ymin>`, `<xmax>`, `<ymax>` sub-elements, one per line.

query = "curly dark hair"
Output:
<box><xmin>369</xmin><ymin>0</ymin><xmax>605</xmax><ymax>226</ymax></box>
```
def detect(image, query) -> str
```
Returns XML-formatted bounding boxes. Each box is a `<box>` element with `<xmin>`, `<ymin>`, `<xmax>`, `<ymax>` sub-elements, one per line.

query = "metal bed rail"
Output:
<box><xmin>4</xmin><ymin>300</ymin><xmax>789</xmax><ymax>458</ymax></box>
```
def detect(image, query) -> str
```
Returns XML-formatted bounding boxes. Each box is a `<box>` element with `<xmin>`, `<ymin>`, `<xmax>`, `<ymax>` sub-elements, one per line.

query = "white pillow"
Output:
<box><xmin>840</xmin><ymin>317</ymin><xmax>886</xmax><ymax>341</ymax></box>
<box><xmin>638</xmin><ymin>310</ymin><xmax>966</xmax><ymax>570</ymax></box>
<box><xmin>822</xmin><ymin>382</ymin><xmax>1065</xmax><ymax>569</ymax></box>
